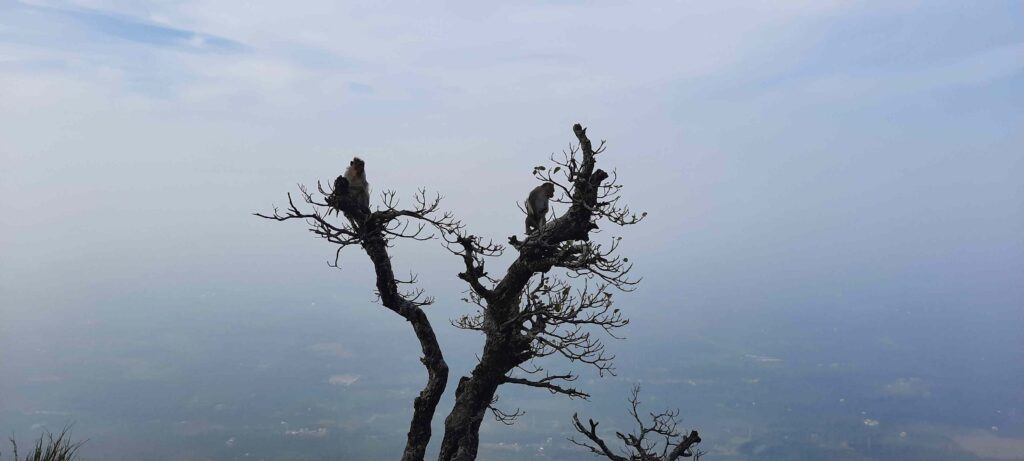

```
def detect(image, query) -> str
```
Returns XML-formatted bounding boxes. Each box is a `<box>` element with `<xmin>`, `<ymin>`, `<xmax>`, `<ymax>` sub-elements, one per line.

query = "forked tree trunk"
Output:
<box><xmin>259</xmin><ymin>124</ymin><xmax>633</xmax><ymax>461</ymax></box>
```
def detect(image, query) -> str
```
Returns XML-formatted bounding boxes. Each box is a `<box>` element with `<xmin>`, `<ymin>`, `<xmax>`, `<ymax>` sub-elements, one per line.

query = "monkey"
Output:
<box><xmin>524</xmin><ymin>182</ymin><xmax>555</xmax><ymax>234</ymax></box>
<box><xmin>325</xmin><ymin>175</ymin><xmax>349</xmax><ymax>214</ymax></box>
<box><xmin>333</xmin><ymin>174</ymin><xmax>350</xmax><ymax>195</ymax></box>
<box><xmin>344</xmin><ymin>157</ymin><xmax>370</xmax><ymax>210</ymax></box>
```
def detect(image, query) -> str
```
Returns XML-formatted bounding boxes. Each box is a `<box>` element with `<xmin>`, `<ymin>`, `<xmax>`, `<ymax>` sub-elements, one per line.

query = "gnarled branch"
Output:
<box><xmin>258</xmin><ymin>181</ymin><xmax>454</xmax><ymax>461</ymax></box>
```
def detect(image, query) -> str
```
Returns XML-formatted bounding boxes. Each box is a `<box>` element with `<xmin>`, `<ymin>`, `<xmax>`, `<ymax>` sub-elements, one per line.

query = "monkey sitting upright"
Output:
<box><xmin>344</xmin><ymin>157</ymin><xmax>370</xmax><ymax>210</ymax></box>
<box><xmin>524</xmin><ymin>182</ymin><xmax>555</xmax><ymax>234</ymax></box>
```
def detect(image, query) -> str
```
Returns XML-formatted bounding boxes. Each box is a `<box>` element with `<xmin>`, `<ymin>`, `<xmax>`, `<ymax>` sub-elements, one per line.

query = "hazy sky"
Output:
<box><xmin>2</xmin><ymin>0</ymin><xmax>1022</xmax><ymax>390</ymax></box>
<box><xmin>1</xmin><ymin>2</ymin><xmax>1023</xmax><ymax>460</ymax></box>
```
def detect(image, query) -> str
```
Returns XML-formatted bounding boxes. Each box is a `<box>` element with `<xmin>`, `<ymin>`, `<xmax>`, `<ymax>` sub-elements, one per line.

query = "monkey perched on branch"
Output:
<box><xmin>344</xmin><ymin>157</ymin><xmax>370</xmax><ymax>209</ymax></box>
<box><xmin>325</xmin><ymin>175</ymin><xmax>349</xmax><ymax>214</ymax></box>
<box><xmin>524</xmin><ymin>182</ymin><xmax>555</xmax><ymax>234</ymax></box>
<box><xmin>325</xmin><ymin>157</ymin><xmax>369</xmax><ymax>223</ymax></box>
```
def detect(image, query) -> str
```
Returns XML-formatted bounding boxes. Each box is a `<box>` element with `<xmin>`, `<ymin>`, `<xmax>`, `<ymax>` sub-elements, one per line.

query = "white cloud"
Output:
<box><xmin>328</xmin><ymin>374</ymin><xmax>360</xmax><ymax>386</ymax></box>
<box><xmin>5</xmin><ymin>0</ymin><xmax>855</xmax><ymax>109</ymax></box>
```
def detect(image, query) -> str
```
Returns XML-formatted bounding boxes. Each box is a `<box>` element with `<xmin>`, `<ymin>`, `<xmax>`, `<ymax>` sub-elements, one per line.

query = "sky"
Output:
<box><xmin>1</xmin><ymin>0</ymin><xmax>1022</xmax><ymax>458</ymax></box>
<box><xmin>2</xmin><ymin>0</ymin><xmax>1021</xmax><ymax>326</ymax></box>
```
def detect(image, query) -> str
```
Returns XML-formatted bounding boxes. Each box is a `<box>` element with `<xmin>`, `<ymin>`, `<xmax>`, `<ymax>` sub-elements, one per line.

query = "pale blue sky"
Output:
<box><xmin>3</xmin><ymin>0</ymin><xmax>1020</xmax><ymax>314</ymax></box>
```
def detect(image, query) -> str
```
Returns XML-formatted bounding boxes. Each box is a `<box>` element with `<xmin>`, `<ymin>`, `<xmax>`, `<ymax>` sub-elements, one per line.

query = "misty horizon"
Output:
<box><xmin>2</xmin><ymin>1</ymin><xmax>1022</xmax><ymax>460</ymax></box>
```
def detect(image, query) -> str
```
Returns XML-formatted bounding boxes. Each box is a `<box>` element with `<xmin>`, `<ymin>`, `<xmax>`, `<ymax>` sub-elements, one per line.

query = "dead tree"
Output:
<box><xmin>571</xmin><ymin>386</ymin><xmax>703</xmax><ymax>461</ymax></box>
<box><xmin>258</xmin><ymin>124</ymin><xmax>696</xmax><ymax>461</ymax></box>
<box><xmin>256</xmin><ymin>184</ymin><xmax>453</xmax><ymax>461</ymax></box>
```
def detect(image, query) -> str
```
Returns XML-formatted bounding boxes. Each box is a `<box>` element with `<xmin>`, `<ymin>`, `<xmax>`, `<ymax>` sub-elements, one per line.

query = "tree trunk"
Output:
<box><xmin>437</xmin><ymin>324</ymin><xmax>530</xmax><ymax>461</ymax></box>
<box><xmin>362</xmin><ymin>231</ymin><xmax>449</xmax><ymax>461</ymax></box>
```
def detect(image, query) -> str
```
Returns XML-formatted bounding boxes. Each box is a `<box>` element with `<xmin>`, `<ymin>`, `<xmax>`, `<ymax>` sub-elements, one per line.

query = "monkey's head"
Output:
<box><xmin>542</xmin><ymin>182</ymin><xmax>555</xmax><ymax>197</ymax></box>
<box><xmin>350</xmin><ymin>157</ymin><xmax>365</xmax><ymax>173</ymax></box>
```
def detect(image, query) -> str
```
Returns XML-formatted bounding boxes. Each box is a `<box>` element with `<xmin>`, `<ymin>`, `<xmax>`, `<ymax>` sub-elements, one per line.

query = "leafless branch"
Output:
<box><xmin>487</xmin><ymin>395</ymin><xmax>525</xmax><ymax>426</ymax></box>
<box><xmin>503</xmin><ymin>372</ymin><xmax>590</xmax><ymax>399</ymax></box>
<box><xmin>571</xmin><ymin>386</ymin><xmax>702</xmax><ymax>461</ymax></box>
<box><xmin>257</xmin><ymin>177</ymin><xmax>455</xmax><ymax>461</ymax></box>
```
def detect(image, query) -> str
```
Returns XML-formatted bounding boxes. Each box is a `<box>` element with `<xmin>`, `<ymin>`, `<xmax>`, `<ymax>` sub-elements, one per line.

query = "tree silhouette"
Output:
<box><xmin>572</xmin><ymin>386</ymin><xmax>703</xmax><ymax>460</ymax></box>
<box><xmin>258</xmin><ymin>123</ymin><xmax>699</xmax><ymax>461</ymax></box>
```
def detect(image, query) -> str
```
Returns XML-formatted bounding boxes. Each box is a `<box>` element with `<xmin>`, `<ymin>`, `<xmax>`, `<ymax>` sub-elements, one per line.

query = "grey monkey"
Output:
<box><xmin>524</xmin><ymin>182</ymin><xmax>555</xmax><ymax>234</ymax></box>
<box><xmin>343</xmin><ymin>157</ymin><xmax>370</xmax><ymax>209</ymax></box>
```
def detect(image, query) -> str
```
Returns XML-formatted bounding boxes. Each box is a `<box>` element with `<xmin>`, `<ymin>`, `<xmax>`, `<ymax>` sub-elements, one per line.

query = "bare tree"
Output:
<box><xmin>257</xmin><ymin>123</ymin><xmax>698</xmax><ymax>461</ymax></box>
<box><xmin>257</xmin><ymin>183</ymin><xmax>452</xmax><ymax>461</ymax></box>
<box><xmin>571</xmin><ymin>386</ymin><xmax>703</xmax><ymax>461</ymax></box>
